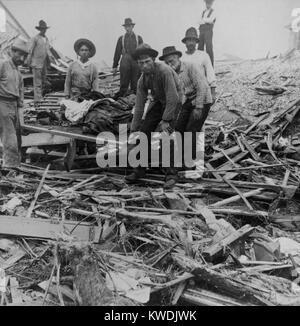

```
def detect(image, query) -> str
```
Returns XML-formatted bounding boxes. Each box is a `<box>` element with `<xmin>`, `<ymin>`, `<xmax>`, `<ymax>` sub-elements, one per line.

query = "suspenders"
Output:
<box><xmin>202</xmin><ymin>9</ymin><xmax>216</xmax><ymax>24</ymax></box>
<box><xmin>122</xmin><ymin>33</ymin><xmax>139</xmax><ymax>55</ymax></box>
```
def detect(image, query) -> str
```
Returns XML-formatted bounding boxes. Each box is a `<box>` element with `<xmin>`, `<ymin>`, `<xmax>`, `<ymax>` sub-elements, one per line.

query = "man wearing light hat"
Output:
<box><xmin>0</xmin><ymin>38</ymin><xmax>28</xmax><ymax>172</ymax></box>
<box><xmin>112</xmin><ymin>18</ymin><xmax>143</xmax><ymax>97</ymax></box>
<box><xmin>27</xmin><ymin>20</ymin><xmax>52</xmax><ymax>104</ymax></box>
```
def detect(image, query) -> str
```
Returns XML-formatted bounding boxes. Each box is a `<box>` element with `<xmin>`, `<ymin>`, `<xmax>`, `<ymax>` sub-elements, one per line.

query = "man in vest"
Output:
<box><xmin>27</xmin><ymin>20</ymin><xmax>52</xmax><ymax>104</ymax></box>
<box><xmin>0</xmin><ymin>38</ymin><xmax>28</xmax><ymax>174</ymax></box>
<box><xmin>112</xmin><ymin>18</ymin><xmax>143</xmax><ymax>97</ymax></box>
<box><xmin>198</xmin><ymin>0</ymin><xmax>216</xmax><ymax>66</ymax></box>
<box><xmin>182</xmin><ymin>27</ymin><xmax>216</xmax><ymax>102</ymax></box>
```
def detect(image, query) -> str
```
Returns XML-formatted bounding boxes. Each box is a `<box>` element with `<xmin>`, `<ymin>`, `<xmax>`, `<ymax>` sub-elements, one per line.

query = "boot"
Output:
<box><xmin>125</xmin><ymin>168</ymin><xmax>146</xmax><ymax>183</ymax></box>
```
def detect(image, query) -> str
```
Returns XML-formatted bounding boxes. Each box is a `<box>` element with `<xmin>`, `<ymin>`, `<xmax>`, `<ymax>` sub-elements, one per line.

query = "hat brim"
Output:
<box><xmin>11</xmin><ymin>46</ymin><xmax>29</xmax><ymax>54</ymax></box>
<box><xmin>159</xmin><ymin>51</ymin><xmax>182</xmax><ymax>61</ymax></box>
<box><xmin>74</xmin><ymin>38</ymin><xmax>96</xmax><ymax>58</ymax></box>
<box><xmin>35</xmin><ymin>26</ymin><xmax>50</xmax><ymax>30</ymax></box>
<box><xmin>182</xmin><ymin>37</ymin><xmax>199</xmax><ymax>44</ymax></box>
<box><xmin>132</xmin><ymin>48</ymin><xmax>158</xmax><ymax>61</ymax></box>
<box><xmin>122</xmin><ymin>23</ymin><xmax>135</xmax><ymax>27</ymax></box>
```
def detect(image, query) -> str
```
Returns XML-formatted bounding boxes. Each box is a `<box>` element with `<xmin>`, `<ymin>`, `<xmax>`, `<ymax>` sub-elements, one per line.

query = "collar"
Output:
<box><xmin>77</xmin><ymin>59</ymin><xmax>92</xmax><ymax>68</ymax></box>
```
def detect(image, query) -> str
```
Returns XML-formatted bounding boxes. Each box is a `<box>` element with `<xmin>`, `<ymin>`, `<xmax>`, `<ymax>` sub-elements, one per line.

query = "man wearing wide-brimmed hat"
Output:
<box><xmin>181</xmin><ymin>27</ymin><xmax>216</xmax><ymax>102</ymax></box>
<box><xmin>0</xmin><ymin>38</ymin><xmax>28</xmax><ymax>174</ymax></box>
<box><xmin>125</xmin><ymin>44</ymin><xmax>181</xmax><ymax>189</ymax></box>
<box><xmin>198</xmin><ymin>0</ymin><xmax>216</xmax><ymax>66</ymax></box>
<box><xmin>159</xmin><ymin>46</ymin><xmax>212</xmax><ymax>171</ymax></box>
<box><xmin>112</xmin><ymin>18</ymin><xmax>143</xmax><ymax>97</ymax></box>
<box><xmin>64</xmin><ymin>38</ymin><xmax>98</xmax><ymax>101</ymax></box>
<box><xmin>27</xmin><ymin>20</ymin><xmax>52</xmax><ymax>104</ymax></box>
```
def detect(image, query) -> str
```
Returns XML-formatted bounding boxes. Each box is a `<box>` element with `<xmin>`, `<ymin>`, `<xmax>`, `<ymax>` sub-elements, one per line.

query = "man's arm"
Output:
<box><xmin>26</xmin><ymin>36</ymin><xmax>36</xmax><ymax>66</ymax></box>
<box><xmin>138</xmin><ymin>35</ymin><xmax>143</xmax><ymax>45</ymax></box>
<box><xmin>18</xmin><ymin>74</ymin><xmax>24</xmax><ymax>124</ymax></box>
<box><xmin>113</xmin><ymin>37</ymin><xmax>122</xmax><ymax>69</ymax></box>
<box><xmin>203</xmin><ymin>52</ymin><xmax>216</xmax><ymax>88</ymax></box>
<box><xmin>161</xmin><ymin>68</ymin><xmax>180</xmax><ymax>122</ymax></box>
<box><xmin>64</xmin><ymin>64</ymin><xmax>72</xmax><ymax>98</ymax></box>
<box><xmin>130</xmin><ymin>77</ymin><xmax>146</xmax><ymax>132</ymax></box>
<box><xmin>189</xmin><ymin>63</ymin><xmax>210</xmax><ymax>109</ymax></box>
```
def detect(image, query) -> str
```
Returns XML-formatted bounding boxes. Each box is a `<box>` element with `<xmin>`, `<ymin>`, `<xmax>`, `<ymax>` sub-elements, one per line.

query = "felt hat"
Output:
<box><xmin>132</xmin><ymin>43</ymin><xmax>158</xmax><ymax>61</ymax></box>
<box><xmin>74</xmin><ymin>38</ymin><xmax>96</xmax><ymax>58</ymax></box>
<box><xmin>35</xmin><ymin>20</ymin><xmax>50</xmax><ymax>30</ymax></box>
<box><xmin>159</xmin><ymin>46</ymin><xmax>182</xmax><ymax>61</ymax></box>
<box><xmin>181</xmin><ymin>27</ymin><xmax>199</xmax><ymax>44</ymax></box>
<box><xmin>11</xmin><ymin>38</ymin><xmax>29</xmax><ymax>54</ymax></box>
<box><xmin>123</xmin><ymin>18</ymin><xmax>135</xmax><ymax>26</ymax></box>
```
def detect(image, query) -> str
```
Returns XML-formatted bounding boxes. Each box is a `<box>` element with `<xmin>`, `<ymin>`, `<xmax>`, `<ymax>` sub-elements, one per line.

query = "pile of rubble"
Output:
<box><xmin>2</xmin><ymin>53</ymin><xmax>300</xmax><ymax>306</ymax></box>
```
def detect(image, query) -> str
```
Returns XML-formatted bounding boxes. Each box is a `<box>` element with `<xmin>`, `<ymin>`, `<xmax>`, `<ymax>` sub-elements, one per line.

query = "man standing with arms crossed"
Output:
<box><xmin>0</xmin><ymin>39</ymin><xmax>28</xmax><ymax>174</ymax></box>
<box><xmin>112</xmin><ymin>18</ymin><xmax>143</xmax><ymax>97</ymax></box>
<box><xmin>27</xmin><ymin>20</ymin><xmax>51</xmax><ymax>105</ymax></box>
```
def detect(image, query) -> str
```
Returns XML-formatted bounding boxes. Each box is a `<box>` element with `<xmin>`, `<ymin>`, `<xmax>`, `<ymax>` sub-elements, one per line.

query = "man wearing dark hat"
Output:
<box><xmin>125</xmin><ymin>44</ymin><xmax>181</xmax><ymax>189</ymax></box>
<box><xmin>27</xmin><ymin>20</ymin><xmax>51</xmax><ymax>104</ymax></box>
<box><xmin>112</xmin><ymin>18</ymin><xmax>143</xmax><ymax>97</ymax></box>
<box><xmin>159</xmin><ymin>46</ymin><xmax>212</xmax><ymax>169</ymax></box>
<box><xmin>198</xmin><ymin>0</ymin><xmax>216</xmax><ymax>66</ymax></box>
<box><xmin>64</xmin><ymin>39</ymin><xmax>98</xmax><ymax>100</ymax></box>
<box><xmin>181</xmin><ymin>27</ymin><xmax>216</xmax><ymax>102</ymax></box>
<box><xmin>0</xmin><ymin>38</ymin><xmax>28</xmax><ymax>173</ymax></box>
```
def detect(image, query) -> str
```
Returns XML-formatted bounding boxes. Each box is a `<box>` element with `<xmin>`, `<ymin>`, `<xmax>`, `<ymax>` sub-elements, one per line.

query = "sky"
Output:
<box><xmin>2</xmin><ymin>0</ymin><xmax>300</xmax><ymax>68</ymax></box>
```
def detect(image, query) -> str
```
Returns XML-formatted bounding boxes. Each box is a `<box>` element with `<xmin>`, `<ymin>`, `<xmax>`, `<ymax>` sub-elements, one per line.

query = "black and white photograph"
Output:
<box><xmin>0</xmin><ymin>0</ymin><xmax>300</xmax><ymax>310</ymax></box>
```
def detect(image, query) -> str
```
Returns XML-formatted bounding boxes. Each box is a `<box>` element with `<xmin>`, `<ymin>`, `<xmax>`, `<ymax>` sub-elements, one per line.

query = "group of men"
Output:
<box><xmin>112</xmin><ymin>0</ymin><xmax>216</xmax><ymax>188</ymax></box>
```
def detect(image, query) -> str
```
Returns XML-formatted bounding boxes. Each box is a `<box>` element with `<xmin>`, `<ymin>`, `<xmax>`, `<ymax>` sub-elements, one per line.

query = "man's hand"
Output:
<box><xmin>192</xmin><ymin>108</ymin><xmax>203</xmax><ymax>120</ymax></box>
<box><xmin>157</xmin><ymin>120</ymin><xmax>173</xmax><ymax>134</ymax></box>
<box><xmin>112</xmin><ymin>67</ymin><xmax>118</xmax><ymax>75</ymax></box>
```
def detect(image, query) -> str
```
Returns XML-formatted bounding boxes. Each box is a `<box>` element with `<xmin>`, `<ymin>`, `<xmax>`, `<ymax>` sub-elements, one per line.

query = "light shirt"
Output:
<box><xmin>0</xmin><ymin>59</ymin><xmax>23</xmax><ymax>107</ymax></box>
<box><xmin>76</xmin><ymin>59</ymin><xmax>92</xmax><ymax>69</ymax></box>
<box><xmin>177</xmin><ymin>61</ymin><xmax>212</xmax><ymax>108</ymax></box>
<box><xmin>200</xmin><ymin>8</ymin><xmax>216</xmax><ymax>25</ymax></box>
<box><xmin>182</xmin><ymin>50</ymin><xmax>216</xmax><ymax>88</ymax></box>
<box><xmin>28</xmin><ymin>34</ymin><xmax>51</xmax><ymax>69</ymax></box>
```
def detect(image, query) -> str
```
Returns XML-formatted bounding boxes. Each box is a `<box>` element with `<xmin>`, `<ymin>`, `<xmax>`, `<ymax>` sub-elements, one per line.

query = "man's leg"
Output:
<box><xmin>126</xmin><ymin>102</ymin><xmax>163</xmax><ymax>182</ymax></box>
<box><xmin>0</xmin><ymin>101</ymin><xmax>21</xmax><ymax>168</ymax></box>
<box><xmin>119</xmin><ymin>55</ymin><xmax>131</xmax><ymax>97</ymax></box>
<box><xmin>33</xmin><ymin>68</ymin><xmax>43</xmax><ymax>103</ymax></box>
<box><xmin>41</xmin><ymin>63</ymin><xmax>48</xmax><ymax>96</ymax></box>
<box><xmin>130</xmin><ymin>59</ymin><xmax>141</xmax><ymax>95</ymax></box>
<box><xmin>175</xmin><ymin>100</ymin><xmax>193</xmax><ymax>168</ymax></box>
<box><xmin>205</xmin><ymin>28</ymin><xmax>214</xmax><ymax>67</ymax></box>
<box><xmin>186</xmin><ymin>103</ymin><xmax>211</xmax><ymax>160</ymax></box>
<box><xmin>198</xmin><ymin>29</ymin><xmax>205</xmax><ymax>51</ymax></box>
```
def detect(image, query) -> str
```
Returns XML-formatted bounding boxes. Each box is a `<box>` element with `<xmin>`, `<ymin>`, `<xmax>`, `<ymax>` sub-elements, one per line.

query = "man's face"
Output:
<box><xmin>12</xmin><ymin>49</ymin><xmax>27</xmax><ymax>66</ymax></box>
<box><xmin>164</xmin><ymin>54</ymin><xmax>181</xmax><ymax>71</ymax></box>
<box><xmin>39</xmin><ymin>28</ymin><xmax>47</xmax><ymax>36</ymax></box>
<box><xmin>124</xmin><ymin>25</ymin><xmax>134</xmax><ymax>33</ymax></box>
<box><xmin>79</xmin><ymin>45</ymin><xmax>90</xmax><ymax>60</ymax></box>
<box><xmin>185</xmin><ymin>38</ymin><xmax>197</xmax><ymax>52</ymax></box>
<box><xmin>205</xmin><ymin>1</ymin><xmax>213</xmax><ymax>9</ymax></box>
<box><xmin>137</xmin><ymin>55</ymin><xmax>155</xmax><ymax>74</ymax></box>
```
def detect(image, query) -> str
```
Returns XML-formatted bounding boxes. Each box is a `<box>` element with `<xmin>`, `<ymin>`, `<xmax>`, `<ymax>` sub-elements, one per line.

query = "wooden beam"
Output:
<box><xmin>0</xmin><ymin>215</ymin><xmax>101</xmax><ymax>242</ymax></box>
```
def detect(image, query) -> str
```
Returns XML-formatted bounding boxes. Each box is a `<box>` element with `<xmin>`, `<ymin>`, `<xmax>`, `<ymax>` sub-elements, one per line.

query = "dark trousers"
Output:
<box><xmin>119</xmin><ymin>54</ymin><xmax>140</xmax><ymax>97</ymax></box>
<box><xmin>175</xmin><ymin>100</ymin><xmax>211</xmax><ymax>163</ymax></box>
<box><xmin>198</xmin><ymin>25</ymin><xmax>214</xmax><ymax>67</ymax></box>
<box><xmin>137</xmin><ymin>101</ymin><xmax>177</xmax><ymax>178</ymax></box>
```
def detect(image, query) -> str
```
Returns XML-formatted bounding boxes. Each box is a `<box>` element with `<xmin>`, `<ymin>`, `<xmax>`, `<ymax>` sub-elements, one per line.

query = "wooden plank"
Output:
<box><xmin>22</xmin><ymin>133</ymin><xmax>70</xmax><ymax>147</ymax></box>
<box><xmin>0</xmin><ymin>216</ymin><xmax>101</xmax><ymax>242</ymax></box>
<box><xmin>203</xmin><ymin>225</ymin><xmax>254</xmax><ymax>261</ymax></box>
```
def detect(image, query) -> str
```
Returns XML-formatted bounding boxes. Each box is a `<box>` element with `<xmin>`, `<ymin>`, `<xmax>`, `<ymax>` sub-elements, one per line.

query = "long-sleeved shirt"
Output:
<box><xmin>200</xmin><ymin>8</ymin><xmax>216</xmax><ymax>25</ymax></box>
<box><xmin>182</xmin><ymin>50</ymin><xmax>216</xmax><ymax>88</ymax></box>
<box><xmin>64</xmin><ymin>60</ymin><xmax>99</xmax><ymax>98</ymax></box>
<box><xmin>176</xmin><ymin>61</ymin><xmax>212</xmax><ymax>108</ymax></box>
<box><xmin>113</xmin><ymin>32</ymin><xmax>143</xmax><ymax>68</ymax></box>
<box><xmin>28</xmin><ymin>34</ymin><xmax>51</xmax><ymax>69</ymax></box>
<box><xmin>0</xmin><ymin>59</ymin><xmax>23</xmax><ymax>107</ymax></box>
<box><xmin>131</xmin><ymin>62</ymin><xmax>181</xmax><ymax>132</ymax></box>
